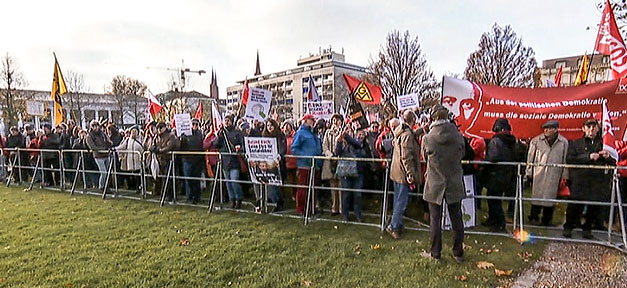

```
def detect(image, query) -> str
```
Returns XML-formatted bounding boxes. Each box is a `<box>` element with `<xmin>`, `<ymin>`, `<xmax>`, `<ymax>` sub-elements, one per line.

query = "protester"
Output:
<box><xmin>282</xmin><ymin>120</ymin><xmax>298</xmax><ymax>200</ymax></box>
<box><xmin>261</xmin><ymin>118</ymin><xmax>287</xmax><ymax>212</ymax></box>
<box><xmin>73</xmin><ymin>129</ymin><xmax>99</xmax><ymax>189</ymax></box>
<box><xmin>291</xmin><ymin>114</ymin><xmax>322</xmax><ymax>215</ymax></box>
<box><xmin>117</xmin><ymin>126</ymin><xmax>144</xmax><ymax>194</ymax></box>
<box><xmin>335</xmin><ymin>127</ymin><xmax>371</xmax><ymax>222</ymax></box>
<box><xmin>86</xmin><ymin>120</ymin><xmax>112</xmax><ymax>192</ymax></box>
<box><xmin>40</xmin><ymin>123</ymin><xmax>62</xmax><ymax>186</ymax></box>
<box><xmin>150</xmin><ymin>122</ymin><xmax>180</xmax><ymax>202</ymax></box>
<box><xmin>387</xmin><ymin>110</ymin><xmax>422</xmax><ymax>239</ymax></box>
<box><xmin>421</xmin><ymin>106</ymin><xmax>466</xmax><ymax>262</ymax></box>
<box><xmin>481</xmin><ymin>118</ymin><xmax>517</xmax><ymax>233</ymax></box>
<box><xmin>214</xmin><ymin>115</ymin><xmax>245</xmax><ymax>208</ymax></box>
<box><xmin>525</xmin><ymin>120</ymin><xmax>569</xmax><ymax>226</ymax></box>
<box><xmin>564</xmin><ymin>119</ymin><xmax>615</xmax><ymax>239</ymax></box>
<box><xmin>6</xmin><ymin>126</ymin><xmax>27</xmax><ymax>182</ymax></box>
<box><xmin>322</xmin><ymin>114</ymin><xmax>343</xmax><ymax>215</ymax></box>
<box><xmin>179</xmin><ymin>118</ymin><xmax>205</xmax><ymax>203</ymax></box>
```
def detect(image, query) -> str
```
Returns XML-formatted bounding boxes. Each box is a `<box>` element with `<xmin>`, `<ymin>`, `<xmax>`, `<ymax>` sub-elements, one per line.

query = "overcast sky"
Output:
<box><xmin>2</xmin><ymin>0</ymin><xmax>604</xmax><ymax>97</ymax></box>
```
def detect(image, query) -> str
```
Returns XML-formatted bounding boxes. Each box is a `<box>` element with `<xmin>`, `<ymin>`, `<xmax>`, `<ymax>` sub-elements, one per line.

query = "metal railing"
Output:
<box><xmin>0</xmin><ymin>147</ymin><xmax>624</xmax><ymax>253</ymax></box>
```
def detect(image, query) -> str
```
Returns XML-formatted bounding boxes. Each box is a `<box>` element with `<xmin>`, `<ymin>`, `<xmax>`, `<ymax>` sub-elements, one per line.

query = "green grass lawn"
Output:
<box><xmin>0</xmin><ymin>186</ymin><xmax>545</xmax><ymax>287</ymax></box>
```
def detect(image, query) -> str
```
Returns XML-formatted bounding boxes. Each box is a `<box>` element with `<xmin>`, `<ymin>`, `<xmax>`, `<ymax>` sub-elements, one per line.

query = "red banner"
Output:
<box><xmin>442</xmin><ymin>77</ymin><xmax>627</xmax><ymax>140</ymax></box>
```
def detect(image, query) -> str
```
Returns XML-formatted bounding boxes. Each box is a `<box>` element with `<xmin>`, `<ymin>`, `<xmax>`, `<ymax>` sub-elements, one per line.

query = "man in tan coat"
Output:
<box><xmin>526</xmin><ymin>120</ymin><xmax>568</xmax><ymax>226</ymax></box>
<box><xmin>386</xmin><ymin>110</ymin><xmax>422</xmax><ymax>239</ymax></box>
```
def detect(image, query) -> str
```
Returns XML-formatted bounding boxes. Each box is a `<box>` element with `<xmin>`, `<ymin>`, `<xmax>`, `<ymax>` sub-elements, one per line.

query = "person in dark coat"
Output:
<box><xmin>422</xmin><ymin>106</ymin><xmax>466</xmax><ymax>261</ymax></box>
<box><xmin>73</xmin><ymin>129</ymin><xmax>100</xmax><ymax>188</ymax></box>
<box><xmin>563</xmin><ymin>119</ymin><xmax>616</xmax><ymax>239</ymax></box>
<box><xmin>40</xmin><ymin>123</ymin><xmax>62</xmax><ymax>186</ymax></box>
<box><xmin>213</xmin><ymin>115</ymin><xmax>245</xmax><ymax>208</ymax></box>
<box><xmin>86</xmin><ymin>120</ymin><xmax>113</xmax><ymax>191</ymax></box>
<box><xmin>5</xmin><ymin>126</ymin><xmax>27</xmax><ymax>182</ymax></box>
<box><xmin>261</xmin><ymin>118</ymin><xmax>287</xmax><ymax>212</ymax></box>
<box><xmin>180</xmin><ymin>118</ymin><xmax>205</xmax><ymax>204</ymax></box>
<box><xmin>335</xmin><ymin>127</ymin><xmax>372</xmax><ymax>222</ymax></box>
<box><xmin>481</xmin><ymin>118</ymin><xmax>517</xmax><ymax>232</ymax></box>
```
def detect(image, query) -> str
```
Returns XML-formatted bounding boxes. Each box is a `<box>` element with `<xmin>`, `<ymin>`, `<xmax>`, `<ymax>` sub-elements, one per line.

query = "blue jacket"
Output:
<box><xmin>291</xmin><ymin>125</ymin><xmax>322</xmax><ymax>168</ymax></box>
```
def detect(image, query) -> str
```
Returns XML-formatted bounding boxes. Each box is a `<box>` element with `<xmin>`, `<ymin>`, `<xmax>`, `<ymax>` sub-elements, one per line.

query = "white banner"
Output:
<box><xmin>244</xmin><ymin>137</ymin><xmax>282</xmax><ymax>185</ymax></box>
<box><xmin>396</xmin><ymin>93</ymin><xmax>420</xmax><ymax>112</ymax></box>
<box><xmin>245</xmin><ymin>87</ymin><xmax>272</xmax><ymax>121</ymax></box>
<box><xmin>26</xmin><ymin>101</ymin><xmax>45</xmax><ymax>116</ymax></box>
<box><xmin>174</xmin><ymin>113</ymin><xmax>192</xmax><ymax>137</ymax></box>
<box><xmin>443</xmin><ymin>175</ymin><xmax>476</xmax><ymax>229</ymax></box>
<box><xmin>306</xmin><ymin>100</ymin><xmax>334</xmax><ymax>120</ymax></box>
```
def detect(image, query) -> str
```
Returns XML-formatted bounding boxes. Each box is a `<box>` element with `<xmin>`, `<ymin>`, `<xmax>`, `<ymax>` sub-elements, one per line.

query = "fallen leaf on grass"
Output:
<box><xmin>457</xmin><ymin>275</ymin><xmax>467</xmax><ymax>281</ymax></box>
<box><xmin>463</xmin><ymin>243</ymin><xmax>472</xmax><ymax>250</ymax></box>
<box><xmin>370</xmin><ymin>244</ymin><xmax>381</xmax><ymax>250</ymax></box>
<box><xmin>494</xmin><ymin>269</ymin><xmax>513</xmax><ymax>277</ymax></box>
<box><xmin>64</xmin><ymin>284</ymin><xmax>73</xmax><ymax>288</ymax></box>
<box><xmin>180</xmin><ymin>239</ymin><xmax>189</xmax><ymax>246</ymax></box>
<box><xmin>476</xmin><ymin>261</ymin><xmax>495</xmax><ymax>269</ymax></box>
<box><xmin>301</xmin><ymin>279</ymin><xmax>312</xmax><ymax>287</ymax></box>
<box><xmin>0</xmin><ymin>277</ymin><xmax>6</xmax><ymax>283</ymax></box>
<box><xmin>537</xmin><ymin>265</ymin><xmax>551</xmax><ymax>273</ymax></box>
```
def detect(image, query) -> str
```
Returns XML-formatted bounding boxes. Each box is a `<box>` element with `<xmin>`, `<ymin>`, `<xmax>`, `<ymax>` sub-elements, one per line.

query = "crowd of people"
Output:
<box><xmin>0</xmin><ymin>106</ymin><xmax>625</xmax><ymax>259</ymax></box>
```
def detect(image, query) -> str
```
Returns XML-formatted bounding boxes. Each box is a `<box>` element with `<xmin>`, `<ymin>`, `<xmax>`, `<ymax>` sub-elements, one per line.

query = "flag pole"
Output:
<box><xmin>585</xmin><ymin>52</ymin><xmax>595</xmax><ymax>84</ymax></box>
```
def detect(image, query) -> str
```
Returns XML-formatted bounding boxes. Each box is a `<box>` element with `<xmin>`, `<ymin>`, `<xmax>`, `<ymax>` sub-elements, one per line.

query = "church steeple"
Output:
<box><xmin>254</xmin><ymin>50</ymin><xmax>261</xmax><ymax>76</ymax></box>
<box><xmin>210</xmin><ymin>68</ymin><xmax>219</xmax><ymax>99</ymax></box>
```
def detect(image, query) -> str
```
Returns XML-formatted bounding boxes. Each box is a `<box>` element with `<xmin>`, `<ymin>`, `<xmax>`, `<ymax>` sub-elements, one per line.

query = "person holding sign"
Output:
<box><xmin>261</xmin><ymin>119</ymin><xmax>287</xmax><ymax>212</ymax></box>
<box><xmin>214</xmin><ymin>115</ymin><xmax>246</xmax><ymax>209</ymax></box>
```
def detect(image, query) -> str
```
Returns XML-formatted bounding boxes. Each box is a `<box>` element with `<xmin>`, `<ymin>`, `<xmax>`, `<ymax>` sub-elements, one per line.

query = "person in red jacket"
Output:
<box><xmin>282</xmin><ymin>120</ymin><xmax>298</xmax><ymax>200</ymax></box>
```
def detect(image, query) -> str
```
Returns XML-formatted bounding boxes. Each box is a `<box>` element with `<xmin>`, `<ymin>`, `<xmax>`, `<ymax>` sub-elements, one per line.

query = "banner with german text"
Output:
<box><xmin>442</xmin><ymin>76</ymin><xmax>627</xmax><ymax>140</ymax></box>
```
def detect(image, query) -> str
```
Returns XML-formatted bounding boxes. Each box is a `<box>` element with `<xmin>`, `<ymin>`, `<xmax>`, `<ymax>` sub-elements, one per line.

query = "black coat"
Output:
<box><xmin>482</xmin><ymin>132</ymin><xmax>517</xmax><ymax>192</ymax></box>
<box><xmin>180</xmin><ymin>129</ymin><xmax>205</xmax><ymax>165</ymax></box>
<box><xmin>335</xmin><ymin>134</ymin><xmax>372</xmax><ymax>174</ymax></box>
<box><xmin>566</xmin><ymin>135</ymin><xmax>615</xmax><ymax>201</ymax></box>
<box><xmin>40</xmin><ymin>132</ymin><xmax>61</xmax><ymax>160</ymax></box>
<box><xmin>214</xmin><ymin>126</ymin><xmax>245</xmax><ymax>170</ymax></box>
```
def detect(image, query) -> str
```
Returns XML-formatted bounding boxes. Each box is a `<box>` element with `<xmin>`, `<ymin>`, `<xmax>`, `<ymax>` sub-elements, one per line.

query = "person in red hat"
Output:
<box><xmin>291</xmin><ymin>114</ymin><xmax>322</xmax><ymax>215</ymax></box>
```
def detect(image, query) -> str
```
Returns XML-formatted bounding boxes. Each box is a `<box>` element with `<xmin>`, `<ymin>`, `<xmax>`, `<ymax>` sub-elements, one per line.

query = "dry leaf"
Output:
<box><xmin>64</xmin><ymin>284</ymin><xmax>74</xmax><ymax>288</ymax></box>
<box><xmin>302</xmin><ymin>279</ymin><xmax>312</xmax><ymax>287</ymax></box>
<box><xmin>476</xmin><ymin>261</ymin><xmax>495</xmax><ymax>269</ymax></box>
<box><xmin>0</xmin><ymin>278</ymin><xmax>6</xmax><ymax>283</ymax></box>
<box><xmin>463</xmin><ymin>243</ymin><xmax>472</xmax><ymax>250</ymax></box>
<box><xmin>494</xmin><ymin>269</ymin><xmax>513</xmax><ymax>277</ymax></box>
<box><xmin>180</xmin><ymin>239</ymin><xmax>189</xmax><ymax>246</ymax></box>
<box><xmin>370</xmin><ymin>244</ymin><xmax>381</xmax><ymax>250</ymax></box>
<box><xmin>537</xmin><ymin>265</ymin><xmax>551</xmax><ymax>273</ymax></box>
<box><xmin>457</xmin><ymin>275</ymin><xmax>467</xmax><ymax>281</ymax></box>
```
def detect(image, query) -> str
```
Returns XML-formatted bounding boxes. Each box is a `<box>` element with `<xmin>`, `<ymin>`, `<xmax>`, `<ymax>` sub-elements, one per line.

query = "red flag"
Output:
<box><xmin>171</xmin><ymin>117</ymin><xmax>176</xmax><ymax>129</ymax></box>
<box><xmin>554</xmin><ymin>66</ymin><xmax>563</xmax><ymax>87</ymax></box>
<box><xmin>342</xmin><ymin>74</ymin><xmax>382</xmax><ymax>104</ymax></box>
<box><xmin>595</xmin><ymin>0</ymin><xmax>627</xmax><ymax>79</ymax></box>
<box><xmin>307</xmin><ymin>75</ymin><xmax>321</xmax><ymax>102</ymax></box>
<box><xmin>211</xmin><ymin>101</ymin><xmax>223</xmax><ymax>131</ymax></box>
<box><xmin>145</xmin><ymin>90</ymin><xmax>162</xmax><ymax>117</ymax></box>
<box><xmin>242</xmin><ymin>79</ymin><xmax>250</xmax><ymax>105</ymax></box>
<box><xmin>602</xmin><ymin>100</ymin><xmax>619</xmax><ymax>160</ymax></box>
<box><xmin>194</xmin><ymin>102</ymin><xmax>203</xmax><ymax>120</ymax></box>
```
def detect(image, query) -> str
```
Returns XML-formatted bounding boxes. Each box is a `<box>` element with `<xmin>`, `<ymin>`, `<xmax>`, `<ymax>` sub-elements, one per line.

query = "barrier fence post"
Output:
<box><xmin>380</xmin><ymin>161</ymin><xmax>390</xmax><ymax>232</ymax></box>
<box><xmin>218</xmin><ymin>153</ymin><xmax>224</xmax><ymax>209</ymax></box>
<box><xmin>208</xmin><ymin>161</ymin><xmax>222</xmax><ymax>212</ymax></box>
<box><xmin>5</xmin><ymin>152</ymin><xmax>17</xmax><ymax>187</ymax></box>
<box><xmin>39</xmin><ymin>150</ymin><xmax>44</xmax><ymax>189</ymax></box>
<box><xmin>516</xmin><ymin>163</ymin><xmax>524</xmax><ymax>243</ymax></box>
<box><xmin>80</xmin><ymin>151</ymin><xmax>87</xmax><ymax>193</ymax></box>
<box><xmin>70</xmin><ymin>153</ymin><xmax>83</xmax><ymax>195</ymax></box>
<box><xmin>17</xmin><ymin>148</ymin><xmax>22</xmax><ymax>184</ymax></box>
<box><xmin>171</xmin><ymin>153</ymin><xmax>177</xmax><ymax>204</ymax></box>
<box><xmin>27</xmin><ymin>155</ymin><xmax>41</xmax><ymax>192</ymax></box>
<box><xmin>160</xmin><ymin>160</ymin><xmax>173</xmax><ymax>207</ymax></box>
<box><xmin>608</xmin><ymin>168</ymin><xmax>618</xmax><ymax>244</ymax></box>
<box><xmin>102</xmin><ymin>151</ymin><xmax>115</xmax><ymax>199</ymax></box>
<box><xmin>615</xmin><ymin>173</ymin><xmax>627</xmax><ymax>248</ymax></box>
<box><xmin>59</xmin><ymin>151</ymin><xmax>65</xmax><ymax>193</ymax></box>
<box><xmin>140</xmin><ymin>151</ymin><xmax>147</xmax><ymax>199</ymax></box>
<box><xmin>304</xmin><ymin>157</ymin><xmax>316</xmax><ymax>225</ymax></box>
<box><xmin>112</xmin><ymin>151</ymin><xmax>119</xmax><ymax>198</ymax></box>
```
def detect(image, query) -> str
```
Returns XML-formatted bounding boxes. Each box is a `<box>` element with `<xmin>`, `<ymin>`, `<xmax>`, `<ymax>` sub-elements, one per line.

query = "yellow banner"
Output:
<box><xmin>51</xmin><ymin>56</ymin><xmax>67</xmax><ymax>126</ymax></box>
<box><xmin>574</xmin><ymin>54</ymin><xmax>589</xmax><ymax>86</ymax></box>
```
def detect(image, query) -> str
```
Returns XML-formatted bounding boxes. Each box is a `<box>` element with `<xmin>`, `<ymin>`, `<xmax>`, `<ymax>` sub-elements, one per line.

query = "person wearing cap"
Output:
<box><xmin>291</xmin><ymin>113</ymin><xmax>322</xmax><ymax>215</ymax></box>
<box><xmin>40</xmin><ymin>123</ymin><xmax>62</xmax><ymax>186</ymax></box>
<box><xmin>481</xmin><ymin>118</ymin><xmax>517</xmax><ymax>233</ymax></box>
<box><xmin>86</xmin><ymin>120</ymin><xmax>113</xmax><ymax>192</ymax></box>
<box><xmin>525</xmin><ymin>120</ymin><xmax>569</xmax><ymax>226</ymax></box>
<box><xmin>214</xmin><ymin>115</ymin><xmax>245</xmax><ymax>208</ymax></box>
<box><xmin>564</xmin><ymin>119</ymin><xmax>616</xmax><ymax>239</ymax></box>
<box><xmin>421</xmin><ymin>106</ymin><xmax>466</xmax><ymax>261</ymax></box>
<box><xmin>387</xmin><ymin>110</ymin><xmax>422</xmax><ymax>239</ymax></box>
<box><xmin>180</xmin><ymin>118</ymin><xmax>205</xmax><ymax>204</ymax></box>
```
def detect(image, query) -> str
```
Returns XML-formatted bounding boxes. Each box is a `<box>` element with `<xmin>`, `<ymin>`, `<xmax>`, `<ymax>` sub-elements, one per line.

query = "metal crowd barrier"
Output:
<box><xmin>1</xmin><ymin>147</ymin><xmax>625</xmax><ymax>254</ymax></box>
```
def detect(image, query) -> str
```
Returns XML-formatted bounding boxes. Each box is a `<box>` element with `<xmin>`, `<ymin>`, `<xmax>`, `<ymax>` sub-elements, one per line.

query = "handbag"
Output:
<box><xmin>335</xmin><ymin>159</ymin><xmax>358</xmax><ymax>177</ymax></box>
<box><xmin>557</xmin><ymin>178</ymin><xmax>570</xmax><ymax>198</ymax></box>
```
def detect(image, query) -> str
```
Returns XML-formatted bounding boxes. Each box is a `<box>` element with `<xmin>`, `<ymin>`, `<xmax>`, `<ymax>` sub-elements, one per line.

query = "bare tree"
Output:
<box><xmin>107</xmin><ymin>75</ymin><xmax>147</xmax><ymax>125</ymax></box>
<box><xmin>600</xmin><ymin>1</ymin><xmax>627</xmax><ymax>35</ymax></box>
<box><xmin>369</xmin><ymin>30</ymin><xmax>440</xmax><ymax>106</ymax></box>
<box><xmin>65</xmin><ymin>71</ymin><xmax>91</xmax><ymax>125</ymax></box>
<box><xmin>465</xmin><ymin>23</ymin><xmax>537</xmax><ymax>87</ymax></box>
<box><xmin>0</xmin><ymin>53</ymin><xmax>26</xmax><ymax>127</ymax></box>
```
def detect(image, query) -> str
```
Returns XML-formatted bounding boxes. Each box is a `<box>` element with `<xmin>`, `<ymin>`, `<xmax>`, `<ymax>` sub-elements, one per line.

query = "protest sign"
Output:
<box><xmin>26</xmin><ymin>101</ymin><xmax>44</xmax><ymax>116</ymax></box>
<box><xmin>443</xmin><ymin>175</ymin><xmax>476</xmax><ymax>229</ymax></box>
<box><xmin>244</xmin><ymin>137</ymin><xmax>282</xmax><ymax>185</ymax></box>
<box><xmin>396</xmin><ymin>93</ymin><xmax>420</xmax><ymax>112</ymax></box>
<box><xmin>245</xmin><ymin>87</ymin><xmax>272</xmax><ymax>121</ymax></box>
<box><xmin>307</xmin><ymin>100</ymin><xmax>334</xmax><ymax>120</ymax></box>
<box><xmin>442</xmin><ymin>76</ymin><xmax>627</xmax><ymax>140</ymax></box>
<box><xmin>173</xmin><ymin>113</ymin><xmax>192</xmax><ymax>137</ymax></box>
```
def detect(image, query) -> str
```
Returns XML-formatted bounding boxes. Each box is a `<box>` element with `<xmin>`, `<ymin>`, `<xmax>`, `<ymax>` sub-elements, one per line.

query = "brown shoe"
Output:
<box><xmin>385</xmin><ymin>226</ymin><xmax>400</xmax><ymax>240</ymax></box>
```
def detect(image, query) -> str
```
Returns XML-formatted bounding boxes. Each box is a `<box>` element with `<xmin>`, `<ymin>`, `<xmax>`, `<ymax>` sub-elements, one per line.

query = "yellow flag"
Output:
<box><xmin>51</xmin><ymin>55</ymin><xmax>67</xmax><ymax>126</ymax></box>
<box><xmin>574</xmin><ymin>54</ymin><xmax>589</xmax><ymax>86</ymax></box>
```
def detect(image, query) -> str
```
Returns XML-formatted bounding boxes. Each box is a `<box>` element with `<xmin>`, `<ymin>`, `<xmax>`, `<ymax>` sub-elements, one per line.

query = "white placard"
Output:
<box><xmin>306</xmin><ymin>101</ymin><xmax>334</xmax><ymax>120</ymax></box>
<box><xmin>244</xmin><ymin>137</ymin><xmax>282</xmax><ymax>185</ymax></box>
<box><xmin>26</xmin><ymin>101</ymin><xmax>45</xmax><ymax>116</ymax></box>
<box><xmin>174</xmin><ymin>113</ymin><xmax>192</xmax><ymax>137</ymax></box>
<box><xmin>443</xmin><ymin>175</ymin><xmax>476</xmax><ymax>229</ymax></box>
<box><xmin>396</xmin><ymin>93</ymin><xmax>420</xmax><ymax>112</ymax></box>
<box><xmin>245</xmin><ymin>87</ymin><xmax>272</xmax><ymax>121</ymax></box>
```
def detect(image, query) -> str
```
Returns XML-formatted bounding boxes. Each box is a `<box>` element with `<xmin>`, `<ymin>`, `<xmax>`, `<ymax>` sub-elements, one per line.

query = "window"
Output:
<box><xmin>555</xmin><ymin>61</ymin><xmax>566</xmax><ymax>69</ymax></box>
<box><xmin>303</xmin><ymin>87</ymin><xmax>308</xmax><ymax>93</ymax></box>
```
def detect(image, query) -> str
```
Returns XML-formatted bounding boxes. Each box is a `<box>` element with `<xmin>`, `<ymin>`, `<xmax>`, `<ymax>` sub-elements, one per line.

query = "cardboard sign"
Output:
<box><xmin>306</xmin><ymin>101</ymin><xmax>334</xmax><ymax>120</ymax></box>
<box><xmin>244</xmin><ymin>137</ymin><xmax>282</xmax><ymax>185</ymax></box>
<box><xmin>396</xmin><ymin>93</ymin><xmax>420</xmax><ymax>112</ymax></box>
<box><xmin>26</xmin><ymin>101</ymin><xmax>45</xmax><ymax>116</ymax></box>
<box><xmin>443</xmin><ymin>175</ymin><xmax>476</xmax><ymax>229</ymax></box>
<box><xmin>173</xmin><ymin>113</ymin><xmax>192</xmax><ymax>137</ymax></box>
<box><xmin>244</xmin><ymin>88</ymin><xmax>272</xmax><ymax>121</ymax></box>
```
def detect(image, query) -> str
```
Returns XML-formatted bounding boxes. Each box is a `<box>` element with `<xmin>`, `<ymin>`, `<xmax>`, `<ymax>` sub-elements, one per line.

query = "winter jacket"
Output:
<box><xmin>422</xmin><ymin>120</ymin><xmax>466</xmax><ymax>205</ymax></box>
<box><xmin>526</xmin><ymin>133</ymin><xmax>569</xmax><ymax>206</ymax></box>
<box><xmin>335</xmin><ymin>133</ymin><xmax>372</xmax><ymax>175</ymax></box>
<box><xmin>180</xmin><ymin>129</ymin><xmax>205</xmax><ymax>165</ymax></box>
<box><xmin>615</xmin><ymin>140</ymin><xmax>627</xmax><ymax>178</ymax></box>
<box><xmin>567</xmin><ymin>134</ymin><xmax>615</xmax><ymax>201</ymax></box>
<box><xmin>321</xmin><ymin>126</ymin><xmax>341</xmax><ymax>180</ymax></box>
<box><xmin>40</xmin><ymin>132</ymin><xmax>62</xmax><ymax>160</ymax></box>
<box><xmin>284</xmin><ymin>130</ymin><xmax>297</xmax><ymax>170</ymax></box>
<box><xmin>213</xmin><ymin>125</ymin><xmax>245</xmax><ymax>171</ymax></box>
<box><xmin>86</xmin><ymin>130</ymin><xmax>112</xmax><ymax>159</ymax></box>
<box><xmin>390</xmin><ymin>124</ymin><xmax>421</xmax><ymax>185</ymax></box>
<box><xmin>482</xmin><ymin>132</ymin><xmax>517</xmax><ymax>192</ymax></box>
<box><xmin>291</xmin><ymin>125</ymin><xmax>322</xmax><ymax>168</ymax></box>
<box><xmin>117</xmin><ymin>136</ymin><xmax>144</xmax><ymax>171</ymax></box>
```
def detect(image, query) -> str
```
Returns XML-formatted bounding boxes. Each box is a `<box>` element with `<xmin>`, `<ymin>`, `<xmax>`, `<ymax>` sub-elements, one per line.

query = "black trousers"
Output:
<box><xmin>429</xmin><ymin>202</ymin><xmax>464</xmax><ymax>258</ymax></box>
<box><xmin>486</xmin><ymin>188</ymin><xmax>505</xmax><ymax>228</ymax></box>
<box><xmin>529</xmin><ymin>205</ymin><xmax>555</xmax><ymax>226</ymax></box>
<box><xmin>43</xmin><ymin>158</ymin><xmax>60</xmax><ymax>186</ymax></box>
<box><xmin>564</xmin><ymin>203</ymin><xmax>602</xmax><ymax>231</ymax></box>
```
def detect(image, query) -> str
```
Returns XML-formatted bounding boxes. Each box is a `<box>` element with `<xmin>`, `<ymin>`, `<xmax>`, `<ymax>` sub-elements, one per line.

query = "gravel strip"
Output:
<box><xmin>512</xmin><ymin>242</ymin><xmax>626</xmax><ymax>288</ymax></box>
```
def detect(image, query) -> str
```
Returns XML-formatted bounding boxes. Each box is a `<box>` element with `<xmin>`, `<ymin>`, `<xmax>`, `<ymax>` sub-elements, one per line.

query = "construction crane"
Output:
<box><xmin>147</xmin><ymin>59</ymin><xmax>206</xmax><ymax>92</ymax></box>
